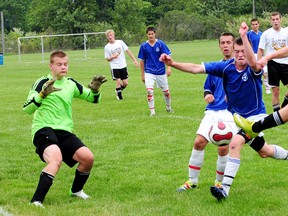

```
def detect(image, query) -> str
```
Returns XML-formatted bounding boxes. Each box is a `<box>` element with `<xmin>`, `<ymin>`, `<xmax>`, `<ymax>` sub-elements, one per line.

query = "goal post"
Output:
<box><xmin>18</xmin><ymin>32</ymin><xmax>106</xmax><ymax>63</ymax></box>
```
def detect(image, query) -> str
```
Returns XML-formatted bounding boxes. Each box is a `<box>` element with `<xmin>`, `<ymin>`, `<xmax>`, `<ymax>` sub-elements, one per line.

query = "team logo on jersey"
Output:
<box><xmin>242</xmin><ymin>73</ymin><xmax>248</xmax><ymax>81</ymax></box>
<box><xmin>156</xmin><ymin>47</ymin><xmax>160</xmax><ymax>52</ymax></box>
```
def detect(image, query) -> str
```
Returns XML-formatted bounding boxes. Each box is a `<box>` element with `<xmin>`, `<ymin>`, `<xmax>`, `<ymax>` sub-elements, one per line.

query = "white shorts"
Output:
<box><xmin>197</xmin><ymin>109</ymin><xmax>238</xmax><ymax>142</ymax></box>
<box><xmin>145</xmin><ymin>73</ymin><xmax>169</xmax><ymax>90</ymax></box>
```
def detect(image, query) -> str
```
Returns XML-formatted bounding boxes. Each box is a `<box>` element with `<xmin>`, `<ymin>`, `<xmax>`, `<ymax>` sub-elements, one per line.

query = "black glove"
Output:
<box><xmin>88</xmin><ymin>75</ymin><xmax>107</xmax><ymax>92</ymax></box>
<box><xmin>40</xmin><ymin>78</ymin><xmax>62</xmax><ymax>98</ymax></box>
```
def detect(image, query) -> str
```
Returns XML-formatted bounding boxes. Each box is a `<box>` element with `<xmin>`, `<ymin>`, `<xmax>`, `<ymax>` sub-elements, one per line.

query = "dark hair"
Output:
<box><xmin>218</xmin><ymin>32</ymin><xmax>235</xmax><ymax>44</ymax></box>
<box><xmin>251</xmin><ymin>18</ymin><xmax>258</xmax><ymax>23</ymax></box>
<box><xmin>50</xmin><ymin>50</ymin><xmax>67</xmax><ymax>64</ymax></box>
<box><xmin>146</xmin><ymin>26</ymin><xmax>156</xmax><ymax>34</ymax></box>
<box><xmin>234</xmin><ymin>37</ymin><xmax>243</xmax><ymax>46</ymax></box>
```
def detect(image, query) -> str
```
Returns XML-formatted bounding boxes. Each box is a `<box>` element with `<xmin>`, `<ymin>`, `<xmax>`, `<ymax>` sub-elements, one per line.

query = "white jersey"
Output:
<box><xmin>258</xmin><ymin>27</ymin><xmax>288</xmax><ymax>64</ymax></box>
<box><xmin>104</xmin><ymin>40</ymin><xmax>129</xmax><ymax>69</ymax></box>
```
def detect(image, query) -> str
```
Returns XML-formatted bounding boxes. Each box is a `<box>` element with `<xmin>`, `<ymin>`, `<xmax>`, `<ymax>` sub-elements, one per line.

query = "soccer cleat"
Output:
<box><xmin>166</xmin><ymin>107</ymin><xmax>174</xmax><ymax>113</ymax></box>
<box><xmin>115</xmin><ymin>90</ymin><xmax>122</xmax><ymax>100</ymax></box>
<box><xmin>177</xmin><ymin>180</ymin><xmax>198</xmax><ymax>192</ymax></box>
<box><xmin>29</xmin><ymin>201</ymin><xmax>44</xmax><ymax>208</ymax></box>
<box><xmin>69</xmin><ymin>189</ymin><xmax>90</xmax><ymax>200</ymax></box>
<box><xmin>233</xmin><ymin>113</ymin><xmax>259</xmax><ymax>138</ymax></box>
<box><xmin>214</xmin><ymin>181</ymin><xmax>222</xmax><ymax>188</ymax></box>
<box><xmin>150</xmin><ymin>109</ymin><xmax>156</xmax><ymax>117</ymax></box>
<box><xmin>210</xmin><ymin>186</ymin><xmax>227</xmax><ymax>201</ymax></box>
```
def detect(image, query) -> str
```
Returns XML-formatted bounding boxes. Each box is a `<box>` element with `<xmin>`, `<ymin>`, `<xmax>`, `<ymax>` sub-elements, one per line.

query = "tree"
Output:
<box><xmin>28</xmin><ymin>0</ymin><xmax>99</xmax><ymax>34</ymax></box>
<box><xmin>111</xmin><ymin>0</ymin><xmax>151</xmax><ymax>44</ymax></box>
<box><xmin>0</xmin><ymin>0</ymin><xmax>30</xmax><ymax>32</ymax></box>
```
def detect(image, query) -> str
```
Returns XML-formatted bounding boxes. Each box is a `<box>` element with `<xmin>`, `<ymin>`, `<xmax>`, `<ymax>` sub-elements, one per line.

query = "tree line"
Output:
<box><xmin>1</xmin><ymin>0</ymin><xmax>288</xmax><ymax>54</ymax></box>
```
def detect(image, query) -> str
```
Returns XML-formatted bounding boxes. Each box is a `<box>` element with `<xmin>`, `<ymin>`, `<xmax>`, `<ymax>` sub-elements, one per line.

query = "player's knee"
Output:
<box><xmin>84</xmin><ymin>153</ymin><xmax>94</xmax><ymax>168</ymax></box>
<box><xmin>193</xmin><ymin>138</ymin><xmax>206</xmax><ymax>150</ymax></box>
<box><xmin>49</xmin><ymin>159</ymin><xmax>62</xmax><ymax>170</ymax></box>
<box><xmin>218</xmin><ymin>145</ymin><xmax>229</xmax><ymax>156</ymax></box>
<box><xmin>147</xmin><ymin>89</ymin><xmax>154</xmax><ymax>102</ymax></box>
<box><xmin>163</xmin><ymin>90</ymin><xmax>170</xmax><ymax>98</ymax></box>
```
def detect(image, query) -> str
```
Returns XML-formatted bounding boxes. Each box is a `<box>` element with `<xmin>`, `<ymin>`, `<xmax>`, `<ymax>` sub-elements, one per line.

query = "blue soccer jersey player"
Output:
<box><xmin>177</xmin><ymin>33</ymin><xmax>238</xmax><ymax>192</ymax></box>
<box><xmin>138</xmin><ymin>26</ymin><xmax>173</xmax><ymax>116</ymax></box>
<box><xmin>160</xmin><ymin>22</ymin><xmax>288</xmax><ymax>201</ymax></box>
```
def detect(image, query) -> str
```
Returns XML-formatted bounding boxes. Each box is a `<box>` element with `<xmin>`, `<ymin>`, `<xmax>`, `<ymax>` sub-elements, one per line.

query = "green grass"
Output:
<box><xmin>1</xmin><ymin>41</ymin><xmax>288</xmax><ymax>216</ymax></box>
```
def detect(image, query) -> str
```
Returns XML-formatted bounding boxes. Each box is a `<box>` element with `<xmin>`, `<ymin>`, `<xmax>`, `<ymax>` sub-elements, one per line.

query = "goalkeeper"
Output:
<box><xmin>23</xmin><ymin>50</ymin><xmax>107</xmax><ymax>208</ymax></box>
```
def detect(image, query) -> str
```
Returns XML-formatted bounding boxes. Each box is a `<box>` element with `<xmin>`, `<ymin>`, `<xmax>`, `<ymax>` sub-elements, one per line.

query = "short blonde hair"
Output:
<box><xmin>105</xmin><ymin>29</ymin><xmax>115</xmax><ymax>37</ymax></box>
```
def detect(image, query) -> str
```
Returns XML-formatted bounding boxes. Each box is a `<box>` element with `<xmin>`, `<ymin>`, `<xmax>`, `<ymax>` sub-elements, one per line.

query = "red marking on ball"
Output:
<box><xmin>217</xmin><ymin>122</ymin><xmax>226</xmax><ymax>130</ymax></box>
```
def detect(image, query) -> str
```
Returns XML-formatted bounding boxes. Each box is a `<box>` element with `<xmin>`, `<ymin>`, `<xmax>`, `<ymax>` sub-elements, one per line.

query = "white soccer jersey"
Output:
<box><xmin>258</xmin><ymin>27</ymin><xmax>288</xmax><ymax>64</ymax></box>
<box><xmin>104</xmin><ymin>40</ymin><xmax>129</xmax><ymax>69</ymax></box>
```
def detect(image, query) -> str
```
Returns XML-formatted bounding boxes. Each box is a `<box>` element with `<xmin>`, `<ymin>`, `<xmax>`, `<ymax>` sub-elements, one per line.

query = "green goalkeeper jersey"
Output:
<box><xmin>23</xmin><ymin>74</ymin><xmax>101</xmax><ymax>137</ymax></box>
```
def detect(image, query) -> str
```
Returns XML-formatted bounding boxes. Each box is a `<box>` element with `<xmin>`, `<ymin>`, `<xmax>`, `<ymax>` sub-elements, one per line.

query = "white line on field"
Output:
<box><xmin>0</xmin><ymin>206</ymin><xmax>13</xmax><ymax>216</ymax></box>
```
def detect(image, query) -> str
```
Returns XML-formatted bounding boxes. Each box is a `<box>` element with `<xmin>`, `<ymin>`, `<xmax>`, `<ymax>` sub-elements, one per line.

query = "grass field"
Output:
<box><xmin>1</xmin><ymin>40</ymin><xmax>288</xmax><ymax>216</ymax></box>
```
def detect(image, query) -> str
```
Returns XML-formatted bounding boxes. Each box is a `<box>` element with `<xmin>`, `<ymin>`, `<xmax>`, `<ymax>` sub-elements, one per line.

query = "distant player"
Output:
<box><xmin>104</xmin><ymin>29</ymin><xmax>138</xmax><ymax>100</ymax></box>
<box><xmin>138</xmin><ymin>26</ymin><xmax>173</xmax><ymax>116</ymax></box>
<box><xmin>177</xmin><ymin>33</ymin><xmax>237</xmax><ymax>192</ymax></box>
<box><xmin>258</xmin><ymin>12</ymin><xmax>288</xmax><ymax>111</ymax></box>
<box><xmin>247</xmin><ymin>18</ymin><xmax>271</xmax><ymax>94</ymax></box>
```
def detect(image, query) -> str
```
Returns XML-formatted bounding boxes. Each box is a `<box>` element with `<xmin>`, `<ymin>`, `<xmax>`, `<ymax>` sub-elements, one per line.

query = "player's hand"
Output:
<box><xmin>159</xmin><ymin>54</ymin><xmax>173</xmax><ymax>66</ymax></box>
<box><xmin>40</xmin><ymin>78</ymin><xmax>62</xmax><ymax>98</ymax></box>
<box><xmin>239</xmin><ymin>22</ymin><xmax>249</xmax><ymax>37</ymax></box>
<box><xmin>257</xmin><ymin>57</ymin><xmax>268</xmax><ymax>69</ymax></box>
<box><xmin>204</xmin><ymin>94</ymin><xmax>215</xmax><ymax>104</ymax></box>
<box><xmin>88</xmin><ymin>75</ymin><xmax>108</xmax><ymax>92</ymax></box>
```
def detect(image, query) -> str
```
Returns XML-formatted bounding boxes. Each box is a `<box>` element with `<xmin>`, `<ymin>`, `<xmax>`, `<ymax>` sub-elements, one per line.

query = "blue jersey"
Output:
<box><xmin>138</xmin><ymin>39</ymin><xmax>172</xmax><ymax>75</ymax></box>
<box><xmin>204</xmin><ymin>58</ymin><xmax>266</xmax><ymax>118</ymax></box>
<box><xmin>247</xmin><ymin>30</ymin><xmax>262</xmax><ymax>53</ymax></box>
<box><xmin>204</xmin><ymin>74</ymin><xmax>228</xmax><ymax>111</ymax></box>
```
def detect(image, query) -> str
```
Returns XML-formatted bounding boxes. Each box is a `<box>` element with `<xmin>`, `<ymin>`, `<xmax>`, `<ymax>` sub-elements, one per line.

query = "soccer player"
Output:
<box><xmin>177</xmin><ymin>33</ymin><xmax>238</xmax><ymax>192</ymax></box>
<box><xmin>234</xmin><ymin>44</ymin><xmax>288</xmax><ymax>138</ymax></box>
<box><xmin>160</xmin><ymin>22</ymin><xmax>288</xmax><ymax>201</ymax></box>
<box><xmin>138</xmin><ymin>26</ymin><xmax>173</xmax><ymax>116</ymax></box>
<box><xmin>258</xmin><ymin>12</ymin><xmax>288</xmax><ymax>111</ymax></box>
<box><xmin>23</xmin><ymin>51</ymin><xmax>107</xmax><ymax>208</ymax></box>
<box><xmin>104</xmin><ymin>29</ymin><xmax>139</xmax><ymax>100</ymax></box>
<box><xmin>247</xmin><ymin>18</ymin><xmax>271</xmax><ymax>94</ymax></box>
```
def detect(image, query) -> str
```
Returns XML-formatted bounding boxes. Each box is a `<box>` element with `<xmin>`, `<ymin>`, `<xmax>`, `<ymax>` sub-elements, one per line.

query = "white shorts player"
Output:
<box><xmin>144</xmin><ymin>73</ymin><xmax>169</xmax><ymax>90</ymax></box>
<box><xmin>197</xmin><ymin>109</ymin><xmax>238</xmax><ymax>142</ymax></box>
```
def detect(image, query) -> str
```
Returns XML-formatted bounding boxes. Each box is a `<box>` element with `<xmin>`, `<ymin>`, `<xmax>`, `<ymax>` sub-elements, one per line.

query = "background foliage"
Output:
<box><xmin>1</xmin><ymin>0</ymin><xmax>288</xmax><ymax>53</ymax></box>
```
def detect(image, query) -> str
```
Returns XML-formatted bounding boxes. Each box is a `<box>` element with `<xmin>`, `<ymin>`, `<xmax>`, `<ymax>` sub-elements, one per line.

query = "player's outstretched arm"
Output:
<box><xmin>258</xmin><ymin>46</ymin><xmax>288</xmax><ymax>68</ymax></box>
<box><xmin>159</xmin><ymin>54</ymin><xmax>204</xmax><ymax>74</ymax></box>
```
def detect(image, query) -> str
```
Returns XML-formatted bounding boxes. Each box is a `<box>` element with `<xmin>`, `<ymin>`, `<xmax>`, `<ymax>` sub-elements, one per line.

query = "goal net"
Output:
<box><xmin>17</xmin><ymin>32</ymin><xmax>106</xmax><ymax>63</ymax></box>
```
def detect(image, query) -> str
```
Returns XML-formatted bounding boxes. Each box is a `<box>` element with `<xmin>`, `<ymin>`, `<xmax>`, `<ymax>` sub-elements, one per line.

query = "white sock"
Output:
<box><xmin>163</xmin><ymin>90</ymin><xmax>171</xmax><ymax>109</ymax></box>
<box><xmin>188</xmin><ymin>149</ymin><xmax>204</xmax><ymax>185</ymax></box>
<box><xmin>271</xmin><ymin>145</ymin><xmax>288</xmax><ymax>160</ymax></box>
<box><xmin>222</xmin><ymin>157</ymin><xmax>240</xmax><ymax>195</ymax></box>
<box><xmin>215</xmin><ymin>154</ymin><xmax>228</xmax><ymax>183</ymax></box>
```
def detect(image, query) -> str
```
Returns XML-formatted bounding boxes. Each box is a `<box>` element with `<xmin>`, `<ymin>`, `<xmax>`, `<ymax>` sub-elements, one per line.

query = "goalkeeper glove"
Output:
<box><xmin>39</xmin><ymin>78</ymin><xmax>62</xmax><ymax>98</ymax></box>
<box><xmin>88</xmin><ymin>75</ymin><xmax>107</xmax><ymax>92</ymax></box>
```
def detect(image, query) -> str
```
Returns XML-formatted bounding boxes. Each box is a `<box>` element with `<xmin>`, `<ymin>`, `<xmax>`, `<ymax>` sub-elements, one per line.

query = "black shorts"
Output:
<box><xmin>33</xmin><ymin>127</ymin><xmax>86</xmax><ymax>167</ymax></box>
<box><xmin>267</xmin><ymin>60</ymin><xmax>288</xmax><ymax>87</ymax></box>
<box><xmin>111</xmin><ymin>68</ymin><xmax>129</xmax><ymax>80</ymax></box>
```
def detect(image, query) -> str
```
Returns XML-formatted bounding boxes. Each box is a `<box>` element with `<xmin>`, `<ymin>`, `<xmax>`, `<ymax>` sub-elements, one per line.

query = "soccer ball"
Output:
<box><xmin>209</xmin><ymin>121</ymin><xmax>233</xmax><ymax>146</ymax></box>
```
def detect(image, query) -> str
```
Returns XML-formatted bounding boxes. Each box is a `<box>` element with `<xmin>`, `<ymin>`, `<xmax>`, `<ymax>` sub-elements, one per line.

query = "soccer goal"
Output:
<box><xmin>17</xmin><ymin>32</ymin><xmax>106</xmax><ymax>63</ymax></box>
